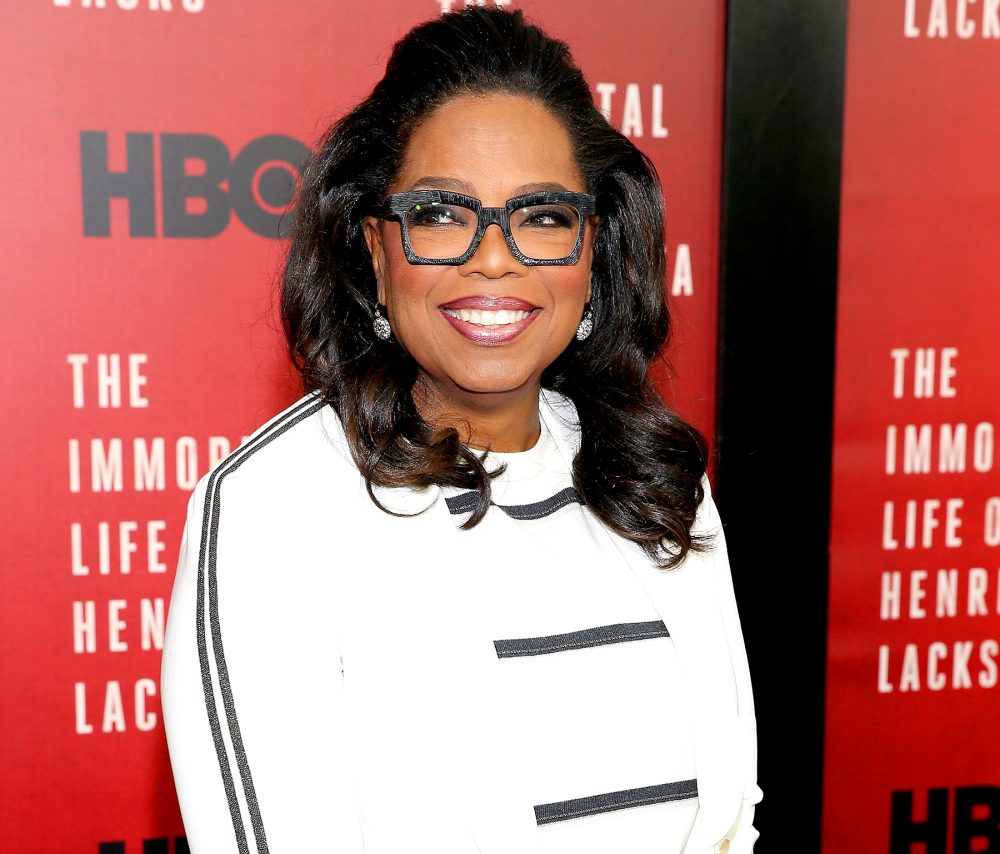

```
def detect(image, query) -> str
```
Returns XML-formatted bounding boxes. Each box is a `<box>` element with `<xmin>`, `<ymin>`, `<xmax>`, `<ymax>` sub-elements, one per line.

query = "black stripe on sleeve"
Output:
<box><xmin>196</xmin><ymin>394</ymin><xmax>327</xmax><ymax>854</ymax></box>
<box><xmin>494</xmin><ymin>620</ymin><xmax>669</xmax><ymax>658</ymax></box>
<box><xmin>534</xmin><ymin>779</ymin><xmax>699</xmax><ymax>825</ymax></box>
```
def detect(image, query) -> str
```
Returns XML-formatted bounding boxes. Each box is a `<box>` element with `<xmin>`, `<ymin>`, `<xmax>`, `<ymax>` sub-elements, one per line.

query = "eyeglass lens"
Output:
<box><xmin>404</xmin><ymin>201</ymin><xmax>581</xmax><ymax>261</ymax></box>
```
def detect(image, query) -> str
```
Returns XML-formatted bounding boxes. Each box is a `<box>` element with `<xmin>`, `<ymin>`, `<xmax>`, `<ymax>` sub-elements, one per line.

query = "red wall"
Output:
<box><xmin>825</xmin><ymin>3</ymin><xmax>1000</xmax><ymax>851</ymax></box>
<box><xmin>0</xmin><ymin>2</ymin><xmax>725</xmax><ymax>850</ymax></box>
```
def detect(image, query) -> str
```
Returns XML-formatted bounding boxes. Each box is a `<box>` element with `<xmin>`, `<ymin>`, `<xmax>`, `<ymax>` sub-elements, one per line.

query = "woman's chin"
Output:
<box><xmin>454</xmin><ymin>377</ymin><xmax>537</xmax><ymax>398</ymax></box>
<box><xmin>432</xmin><ymin>368</ymin><xmax>540</xmax><ymax>400</ymax></box>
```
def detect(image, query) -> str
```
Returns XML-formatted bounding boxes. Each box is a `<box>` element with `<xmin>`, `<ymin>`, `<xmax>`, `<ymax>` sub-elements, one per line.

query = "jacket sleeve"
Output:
<box><xmin>161</xmin><ymin>476</ymin><xmax>365</xmax><ymax>854</ymax></box>
<box><xmin>700</xmin><ymin>479</ymin><xmax>763</xmax><ymax>853</ymax></box>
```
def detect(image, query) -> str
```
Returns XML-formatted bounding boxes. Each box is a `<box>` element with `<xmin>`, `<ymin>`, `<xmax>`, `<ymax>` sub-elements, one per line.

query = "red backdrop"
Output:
<box><xmin>824</xmin><ymin>3</ymin><xmax>1000</xmax><ymax>852</ymax></box>
<box><xmin>0</xmin><ymin>2</ymin><xmax>725</xmax><ymax>850</ymax></box>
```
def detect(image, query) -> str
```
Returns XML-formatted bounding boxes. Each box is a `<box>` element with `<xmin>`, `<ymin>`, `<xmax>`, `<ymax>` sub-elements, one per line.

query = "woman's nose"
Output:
<box><xmin>460</xmin><ymin>222</ymin><xmax>526</xmax><ymax>277</ymax></box>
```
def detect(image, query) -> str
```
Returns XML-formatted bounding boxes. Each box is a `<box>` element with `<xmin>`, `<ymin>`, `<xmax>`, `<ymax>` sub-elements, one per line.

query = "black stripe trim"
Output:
<box><xmin>494</xmin><ymin>620</ymin><xmax>669</xmax><ymax>658</ymax></box>
<box><xmin>444</xmin><ymin>491</ymin><xmax>479</xmax><ymax>514</ymax></box>
<box><xmin>196</xmin><ymin>395</ymin><xmax>326</xmax><ymax>854</ymax></box>
<box><xmin>445</xmin><ymin>486</ymin><xmax>581</xmax><ymax>520</ymax></box>
<box><xmin>534</xmin><ymin>780</ymin><xmax>698</xmax><ymax>825</ymax></box>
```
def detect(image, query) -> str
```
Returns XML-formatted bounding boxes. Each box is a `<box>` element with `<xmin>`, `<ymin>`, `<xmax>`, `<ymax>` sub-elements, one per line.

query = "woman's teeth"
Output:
<box><xmin>444</xmin><ymin>308</ymin><xmax>532</xmax><ymax>327</ymax></box>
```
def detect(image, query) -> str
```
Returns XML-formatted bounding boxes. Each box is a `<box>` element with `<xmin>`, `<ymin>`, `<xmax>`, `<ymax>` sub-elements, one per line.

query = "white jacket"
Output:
<box><xmin>161</xmin><ymin>390</ymin><xmax>761</xmax><ymax>854</ymax></box>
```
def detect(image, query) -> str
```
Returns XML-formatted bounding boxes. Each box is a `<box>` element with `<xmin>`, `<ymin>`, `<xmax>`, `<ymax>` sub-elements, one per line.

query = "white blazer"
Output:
<box><xmin>161</xmin><ymin>390</ymin><xmax>761</xmax><ymax>854</ymax></box>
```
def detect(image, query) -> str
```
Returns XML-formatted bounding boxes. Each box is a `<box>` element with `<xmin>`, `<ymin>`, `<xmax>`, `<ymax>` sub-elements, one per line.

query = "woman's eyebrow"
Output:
<box><xmin>514</xmin><ymin>181</ymin><xmax>572</xmax><ymax>194</ymax></box>
<box><xmin>405</xmin><ymin>176</ymin><xmax>471</xmax><ymax>192</ymax></box>
<box><xmin>403</xmin><ymin>178</ymin><xmax>575</xmax><ymax>195</ymax></box>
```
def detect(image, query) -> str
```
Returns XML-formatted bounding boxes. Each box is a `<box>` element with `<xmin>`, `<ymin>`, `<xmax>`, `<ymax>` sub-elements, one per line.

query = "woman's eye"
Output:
<box><xmin>408</xmin><ymin>203</ymin><xmax>468</xmax><ymax>227</ymax></box>
<box><xmin>519</xmin><ymin>206</ymin><xmax>575</xmax><ymax>229</ymax></box>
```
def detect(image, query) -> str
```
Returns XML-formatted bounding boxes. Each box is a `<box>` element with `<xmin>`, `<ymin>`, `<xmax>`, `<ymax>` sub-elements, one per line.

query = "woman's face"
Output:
<box><xmin>364</xmin><ymin>93</ymin><xmax>595</xmax><ymax>411</ymax></box>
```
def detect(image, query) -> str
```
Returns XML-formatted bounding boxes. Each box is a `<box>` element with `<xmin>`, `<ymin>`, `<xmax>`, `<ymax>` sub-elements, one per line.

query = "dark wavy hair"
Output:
<box><xmin>281</xmin><ymin>7</ymin><xmax>708</xmax><ymax>567</ymax></box>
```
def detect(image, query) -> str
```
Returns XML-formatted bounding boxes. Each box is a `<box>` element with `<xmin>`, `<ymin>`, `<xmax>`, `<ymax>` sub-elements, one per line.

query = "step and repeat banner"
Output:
<box><xmin>825</xmin><ymin>3</ymin><xmax>1000</xmax><ymax>852</ymax></box>
<box><xmin>0</xmin><ymin>2</ymin><xmax>725</xmax><ymax>851</ymax></box>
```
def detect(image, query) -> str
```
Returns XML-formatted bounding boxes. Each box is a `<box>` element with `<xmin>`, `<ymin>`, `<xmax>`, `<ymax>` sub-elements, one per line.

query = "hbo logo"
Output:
<box><xmin>80</xmin><ymin>132</ymin><xmax>310</xmax><ymax>239</ymax></box>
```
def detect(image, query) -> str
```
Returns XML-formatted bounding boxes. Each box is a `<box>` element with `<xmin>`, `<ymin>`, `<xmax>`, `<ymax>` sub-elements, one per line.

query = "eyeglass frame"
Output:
<box><xmin>372</xmin><ymin>189</ymin><xmax>598</xmax><ymax>266</ymax></box>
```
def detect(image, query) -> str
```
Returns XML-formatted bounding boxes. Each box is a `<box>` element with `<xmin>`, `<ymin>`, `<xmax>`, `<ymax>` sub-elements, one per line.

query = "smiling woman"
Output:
<box><xmin>161</xmin><ymin>8</ymin><xmax>761</xmax><ymax>854</ymax></box>
<box><xmin>362</xmin><ymin>94</ymin><xmax>595</xmax><ymax>447</ymax></box>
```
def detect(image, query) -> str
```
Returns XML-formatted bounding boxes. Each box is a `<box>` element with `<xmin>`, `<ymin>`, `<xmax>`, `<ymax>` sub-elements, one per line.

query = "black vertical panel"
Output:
<box><xmin>716</xmin><ymin>0</ymin><xmax>846</xmax><ymax>848</ymax></box>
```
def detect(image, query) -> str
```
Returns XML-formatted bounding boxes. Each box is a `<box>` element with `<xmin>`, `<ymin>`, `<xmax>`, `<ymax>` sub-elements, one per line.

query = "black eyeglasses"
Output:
<box><xmin>374</xmin><ymin>189</ymin><xmax>597</xmax><ymax>266</ymax></box>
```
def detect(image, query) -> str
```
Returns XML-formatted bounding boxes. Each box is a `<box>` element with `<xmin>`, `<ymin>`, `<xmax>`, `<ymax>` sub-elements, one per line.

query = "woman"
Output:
<box><xmin>161</xmin><ymin>8</ymin><xmax>760</xmax><ymax>854</ymax></box>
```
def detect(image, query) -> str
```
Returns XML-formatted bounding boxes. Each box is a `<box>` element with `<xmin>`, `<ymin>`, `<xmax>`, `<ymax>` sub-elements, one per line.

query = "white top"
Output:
<box><xmin>161</xmin><ymin>391</ymin><xmax>761</xmax><ymax>854</ymax></box>
<box><xmin>445</xmin><ymin>419</ymin><xmax>699</xmax><ymax>853</ymax></box>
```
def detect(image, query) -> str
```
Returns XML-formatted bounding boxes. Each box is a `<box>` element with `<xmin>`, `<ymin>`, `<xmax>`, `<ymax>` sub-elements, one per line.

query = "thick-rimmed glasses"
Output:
<box><xmin>374</xmin><ymin>189</ymin><xmax>597</xmax><ymax>266</ymax></box>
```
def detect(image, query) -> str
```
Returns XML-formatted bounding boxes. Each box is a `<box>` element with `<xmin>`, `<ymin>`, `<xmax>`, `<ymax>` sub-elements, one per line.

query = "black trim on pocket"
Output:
<box><xmin>534</xmin><ymin>780</ymin><xmax>698</xmax><ymax>825</ymax></box>
<box><xmin>494</xmin><ymin>620</ymin><xmax>669</xmax><ymax>658</ymax></box>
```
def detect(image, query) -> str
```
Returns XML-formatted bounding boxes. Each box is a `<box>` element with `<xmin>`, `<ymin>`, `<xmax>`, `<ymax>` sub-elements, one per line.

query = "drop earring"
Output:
<box><xmin>575</xmin><ymin>304</ymin><xmax>593</xmax><ymax>341</ymax></box>
<box><xmin>373</xmin><ymin>304</ymin><xmax>391</xmax><ymax>341</ymax></box>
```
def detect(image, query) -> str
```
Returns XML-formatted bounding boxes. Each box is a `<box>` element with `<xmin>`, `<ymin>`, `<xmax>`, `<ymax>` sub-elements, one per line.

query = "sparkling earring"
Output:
<box><xmin>575</xmin><ymin>305</ymin><xmax>593</xmax><ymax>341</ymax></box>
<box><xmin>373</xmin><ymin>304</ymin><xmax>391</xmax><ymax>340</ymax></box>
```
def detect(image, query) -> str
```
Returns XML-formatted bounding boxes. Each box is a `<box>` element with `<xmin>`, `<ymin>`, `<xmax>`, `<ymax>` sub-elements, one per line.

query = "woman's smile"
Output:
<box><xmin>439</xmin><ymin>295</ymin><xmax>541</xmax><ymax>344</ymax></box>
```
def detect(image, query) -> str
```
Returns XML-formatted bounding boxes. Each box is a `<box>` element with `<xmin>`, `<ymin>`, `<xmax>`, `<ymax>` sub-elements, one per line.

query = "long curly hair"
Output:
<box><xmin>281</xmin><ymin>7</ymin><xmax>708</xmax><ymax>567</ymax></box>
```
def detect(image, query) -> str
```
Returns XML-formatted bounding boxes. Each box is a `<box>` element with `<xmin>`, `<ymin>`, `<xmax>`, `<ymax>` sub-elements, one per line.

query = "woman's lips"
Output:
<box><xmin>439</xmin><ymin>296</ymin><xmax>540</xmax><ymax>345</ymax></box>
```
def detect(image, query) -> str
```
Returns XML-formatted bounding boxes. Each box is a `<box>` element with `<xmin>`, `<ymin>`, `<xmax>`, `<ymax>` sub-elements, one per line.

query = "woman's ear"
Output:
<box><xmin>362</xmin><ymin>216</ymin><xmax>387</xmax><ymax>303</ymax></box>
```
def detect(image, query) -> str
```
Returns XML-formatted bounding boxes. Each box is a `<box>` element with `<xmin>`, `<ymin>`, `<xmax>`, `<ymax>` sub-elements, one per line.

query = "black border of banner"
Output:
<box><xmin>715</xmin><ymin>0</ymin><xmax>847</xmax><ymax>847</ymax></box>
